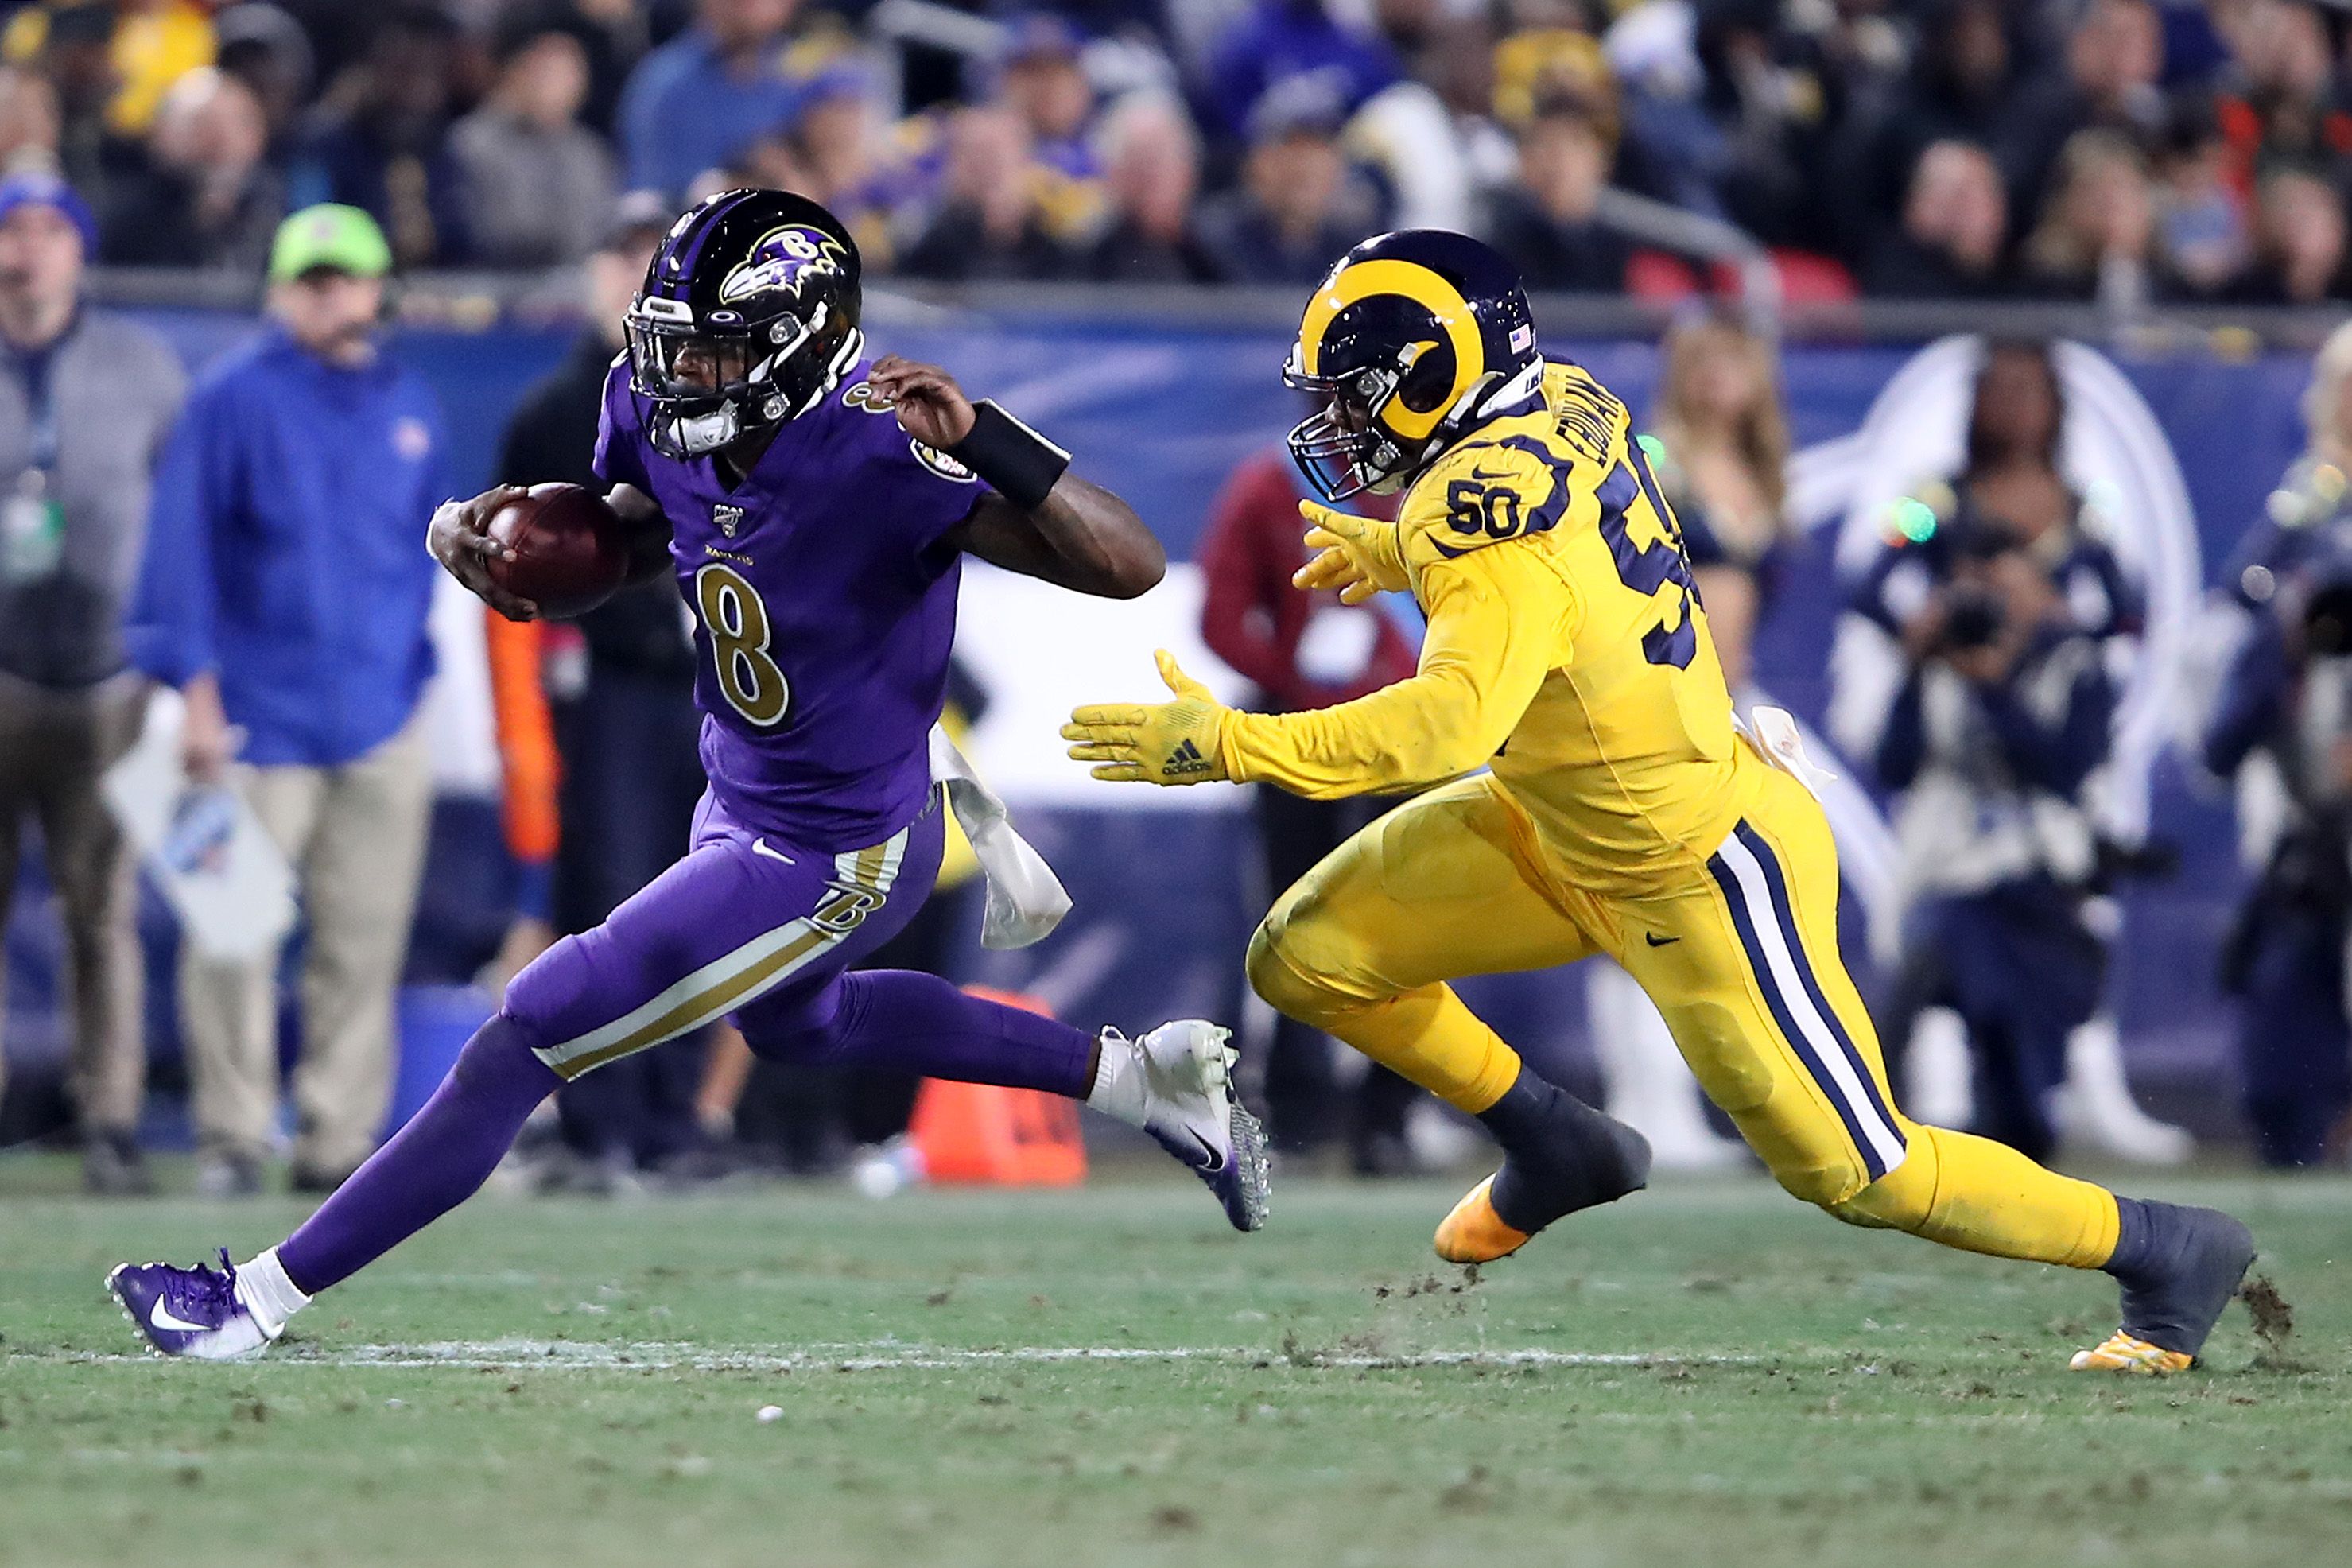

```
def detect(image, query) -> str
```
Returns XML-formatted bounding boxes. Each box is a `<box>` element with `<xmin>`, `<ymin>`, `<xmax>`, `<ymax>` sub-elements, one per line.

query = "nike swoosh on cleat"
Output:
<box><xmin>146</xmin><ymin>1301</ymin><xmax>211</xmax><ymax>1333</ymax></box>
<box><xmin>1160</xmin><ymin>1124</ymin><xmax>1227</xmax><ymax>1172</ymax></box>
<box><xmin>751</xmin><ymin>839</ymin><xmax>797</xmax><ymax>865</ymax></box>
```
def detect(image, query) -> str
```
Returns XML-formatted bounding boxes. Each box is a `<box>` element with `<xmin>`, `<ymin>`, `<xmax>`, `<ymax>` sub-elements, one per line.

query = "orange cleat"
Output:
<box><xmin>1434</xmin><ymin>1175</ymin><xmax>1535</xmax><ymax>1264</ymax></box>
<box><xmin>2069</xmin><ymin>1330</ymin><xmax>2196</xmax><ymax>1375</ymax></box>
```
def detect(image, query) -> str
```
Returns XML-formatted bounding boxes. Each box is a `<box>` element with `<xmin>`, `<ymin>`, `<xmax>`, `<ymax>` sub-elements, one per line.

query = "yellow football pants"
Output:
<box><xmin>1246</xmin><ymin>758</ymin><xmax>2121</xmax><ymax>1271</ymax></box>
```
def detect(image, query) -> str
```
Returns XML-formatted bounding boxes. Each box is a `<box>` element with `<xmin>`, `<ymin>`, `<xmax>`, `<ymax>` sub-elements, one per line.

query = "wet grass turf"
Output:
<box><xmin>3</xmin><ymin>1160</ymin><xmax>2350</xmax><ymax>1567</ymax></box>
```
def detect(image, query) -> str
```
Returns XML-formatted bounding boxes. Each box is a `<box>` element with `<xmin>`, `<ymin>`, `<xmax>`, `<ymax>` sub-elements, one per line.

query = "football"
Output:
<box><xmin>485</xmin><ymin>483</ymin><xmax>631</xmax><ymax>619</ymax></box>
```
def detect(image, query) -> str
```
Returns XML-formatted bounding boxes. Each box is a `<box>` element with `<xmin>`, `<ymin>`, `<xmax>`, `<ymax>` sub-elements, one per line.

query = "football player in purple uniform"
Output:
<box><xmin>108</xmin><ymin>189</ymin><xmax>1270</xmax><ymax>1360</ymax></box>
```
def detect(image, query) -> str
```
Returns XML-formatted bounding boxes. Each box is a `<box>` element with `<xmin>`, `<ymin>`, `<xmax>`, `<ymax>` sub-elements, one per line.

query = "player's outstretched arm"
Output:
<box><xmin>871</xmin><ymin>354</ymin><xmax>1166</xmax><ymax>599</ymax></box>
<box><xmin>1066</xmin><ymin>546</ymin><xmax>1568</xmax><ymax>798</ymax></box>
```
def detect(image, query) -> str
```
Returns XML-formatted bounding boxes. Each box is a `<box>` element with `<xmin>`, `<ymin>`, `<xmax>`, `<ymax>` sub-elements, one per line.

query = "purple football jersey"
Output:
<box><xmin>595</xmin><ymin>357</ymin><xmax>982</xmax><ymax>851</ymax></box>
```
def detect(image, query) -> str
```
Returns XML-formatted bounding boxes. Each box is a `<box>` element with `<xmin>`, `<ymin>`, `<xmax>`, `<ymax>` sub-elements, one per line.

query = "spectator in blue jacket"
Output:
<box><xmin>2198</xmin><ymin>326</ymin><xmax>2352</xmax><ymax>1166</ymax></box>
<box><xmin>128</xmin><ymin>203</ymin><xmax>445</xmax><ymax>1198</ymax></box>
<box><xmin>2201</xmin><ymin>545</ymin><xmax>2352</xmax><ymax>1166</ymax></box>
<box><xmin>617</xmin><ymin>0</ymin><xmax>803</xmax><ymax>196</ymax></box>
<box><xmin>1199</xmin><ymin>0</ymin><xmax>1399</xmax><ymax>144</ymax></box>
<box><xmin>1195</xmin><ymin>77</ymin><xmax>1376</xmax><ymax>283</ymax></box>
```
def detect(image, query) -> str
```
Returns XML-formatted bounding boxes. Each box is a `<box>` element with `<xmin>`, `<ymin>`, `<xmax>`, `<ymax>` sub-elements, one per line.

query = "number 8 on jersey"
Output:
<box><xmin>696</xmin><ymin>561</ymin><xmax>790</xmax><ymax>726</ymax></box>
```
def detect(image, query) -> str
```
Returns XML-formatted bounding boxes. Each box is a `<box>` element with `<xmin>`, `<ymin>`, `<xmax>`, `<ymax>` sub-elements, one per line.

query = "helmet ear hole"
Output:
<box><xmin>1393</xmin><ymin>339</ymin><xmax>1459</xmax><ymax>417</ymax></box>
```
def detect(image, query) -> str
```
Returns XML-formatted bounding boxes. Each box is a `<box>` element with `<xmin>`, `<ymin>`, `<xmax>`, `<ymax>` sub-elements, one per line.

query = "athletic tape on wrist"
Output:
<box><xmin>949</xmin><ymin>400</ymin><xmax>1070</xmax><ymax>510</ymax></box>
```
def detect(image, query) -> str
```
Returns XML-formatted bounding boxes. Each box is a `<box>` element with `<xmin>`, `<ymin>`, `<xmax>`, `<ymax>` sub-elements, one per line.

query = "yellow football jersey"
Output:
<box><xmin>1406</xmin><ymin>361</ymin><xmax>1755</xmax><ymax>886</ymax></box>
<box><xmin>1221</xmin><ymin>361</ymin><xmax>1759</xmax><ymax>892</ymax></box>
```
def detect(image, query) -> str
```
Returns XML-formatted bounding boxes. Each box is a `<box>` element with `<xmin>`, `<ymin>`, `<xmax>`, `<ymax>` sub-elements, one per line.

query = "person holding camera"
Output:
<box><xmin>2203</xmin><ymin>520</ymin><xmax>2352</xmax><ymax>1166</ymax></box>
<box><xmin>1845</xmin><ymin>341</ymin><xmax>2137</xmax><ymax>1163</ymax></box>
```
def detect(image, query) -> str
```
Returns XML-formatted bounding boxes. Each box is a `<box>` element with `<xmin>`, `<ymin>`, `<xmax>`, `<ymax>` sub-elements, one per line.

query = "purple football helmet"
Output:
<box><xmin>624</xmin><ymin>188</ymin><xmax>865</xmax><ymax>459</ymax></box>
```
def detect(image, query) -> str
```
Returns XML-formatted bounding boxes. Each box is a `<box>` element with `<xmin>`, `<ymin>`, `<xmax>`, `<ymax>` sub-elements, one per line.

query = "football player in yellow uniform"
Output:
<box><xmin>1065</xmin><ymin>231</ymin><xmax>2256</xmax><ymax>1374</ymax></box>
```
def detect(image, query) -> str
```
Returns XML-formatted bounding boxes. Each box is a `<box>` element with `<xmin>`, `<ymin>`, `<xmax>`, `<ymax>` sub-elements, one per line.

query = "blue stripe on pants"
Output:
<box><xmin>1706</xmin><ymin>826</ymin><xmax>1900</xmax><ymax>1181</ymax></box>
<box><xmin>1733</xmin><ymin>821</ymin><xmax>1906</xmax><ymax>1154</ymax></box>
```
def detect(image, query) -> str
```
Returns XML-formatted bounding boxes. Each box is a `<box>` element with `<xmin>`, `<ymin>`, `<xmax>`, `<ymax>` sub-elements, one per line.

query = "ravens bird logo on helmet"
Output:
<box><xmin>720</xmin><ymin>225</ymin><xmax>851</xmax><ymax>305</ymax></box>
<box><xmin>1283</xmin><ymin>229</ymin><xmax>1545</xmax><ymax>502</ymax></box>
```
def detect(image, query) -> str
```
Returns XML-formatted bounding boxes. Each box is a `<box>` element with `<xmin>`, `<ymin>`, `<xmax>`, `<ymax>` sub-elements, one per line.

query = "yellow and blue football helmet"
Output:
<box><xmin>1283</xmin><ymin>229</ymin><xmax>1543</xmax><ymax>501</ymax></box>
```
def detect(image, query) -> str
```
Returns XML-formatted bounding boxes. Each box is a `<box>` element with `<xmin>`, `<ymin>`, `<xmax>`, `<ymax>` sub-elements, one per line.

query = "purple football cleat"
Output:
<box><xmin>106</xmin><ymin>1249</ymin><xmax>278</xmax><ymax>1360</ymax></box>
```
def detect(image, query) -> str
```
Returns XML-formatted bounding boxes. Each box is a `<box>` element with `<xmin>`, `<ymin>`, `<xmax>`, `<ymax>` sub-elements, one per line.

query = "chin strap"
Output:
<box><xmin>662</xmin><ymin>402</ymin><xmax>743</xmax><ymax>457</ymax></box>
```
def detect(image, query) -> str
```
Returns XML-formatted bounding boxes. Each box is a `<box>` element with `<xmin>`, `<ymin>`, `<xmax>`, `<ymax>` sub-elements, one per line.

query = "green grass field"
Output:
<box><xmin>3</xmin><ymin>1159</ymin><xmax>2349</xmax><ymax>1568</ymax></box>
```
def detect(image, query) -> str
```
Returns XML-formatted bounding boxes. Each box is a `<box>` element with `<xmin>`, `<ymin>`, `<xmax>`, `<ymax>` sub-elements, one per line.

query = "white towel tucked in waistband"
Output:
<box><xmin>929</xmin><ymin>725</ymin><xmax>1073</xmax><ymax>949</ymax></box>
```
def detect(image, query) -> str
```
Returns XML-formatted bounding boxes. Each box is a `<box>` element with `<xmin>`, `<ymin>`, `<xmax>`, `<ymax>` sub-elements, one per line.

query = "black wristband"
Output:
<box><xmin>948</xmin><ymin>399</ymin><xmax>1070</xmax><ymax>510</ymax></box>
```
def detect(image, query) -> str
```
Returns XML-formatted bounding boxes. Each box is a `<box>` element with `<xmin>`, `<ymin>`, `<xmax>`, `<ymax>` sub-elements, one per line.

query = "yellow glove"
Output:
<box><xmin>1292</xmin><ymin>499</ymin><xmax>1408</xmax><ymax>606</ymax></box>
<box><xmin>1062</xmin><ymin>649</ymin><xmax>1232</xmax><ymax>786</ymax></box>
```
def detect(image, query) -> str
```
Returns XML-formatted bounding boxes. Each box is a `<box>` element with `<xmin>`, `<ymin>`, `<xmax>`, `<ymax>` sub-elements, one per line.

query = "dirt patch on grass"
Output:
<box><xmin>2241</xmin><ymin>1273</ymin><xmax>2300</xmax><ymax>1368</ymax></box>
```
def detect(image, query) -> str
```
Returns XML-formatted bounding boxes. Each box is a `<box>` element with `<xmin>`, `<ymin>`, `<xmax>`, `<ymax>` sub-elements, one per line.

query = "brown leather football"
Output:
<box><xmin>484</xmin><ymin>483</ymin><xmax>631</xmax><ymax>619</ymax></box>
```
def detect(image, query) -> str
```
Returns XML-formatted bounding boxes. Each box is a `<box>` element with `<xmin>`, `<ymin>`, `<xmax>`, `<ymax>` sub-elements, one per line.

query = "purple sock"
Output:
<box><xmin>278</xmin><ymin>1015</ymin><xmax>559</xmax><ymax>1295</ymax></box>
<box><xmin>786</xmin><ymin>970</ymin><xmax>1094</xmax><ymax>1097</ymax></box>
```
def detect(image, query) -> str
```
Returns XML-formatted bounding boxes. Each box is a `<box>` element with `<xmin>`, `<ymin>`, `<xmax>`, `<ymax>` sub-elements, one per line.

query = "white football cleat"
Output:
<box><xmin>1095</xmin><ymin>1019</ymin><xmax>1270</xmax><ymax>1232</ymax></box>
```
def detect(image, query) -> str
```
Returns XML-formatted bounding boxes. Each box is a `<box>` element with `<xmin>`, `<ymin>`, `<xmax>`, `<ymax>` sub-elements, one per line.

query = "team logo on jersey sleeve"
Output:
<box><xmin>910</xmin><ymin>439</ymin><xmax>977</xmax><ymax>483</ymax></box>
<box><xmin>719</xmin><ymin>225</ymin><xmax>848</xmax><ymax>303</ymax></box>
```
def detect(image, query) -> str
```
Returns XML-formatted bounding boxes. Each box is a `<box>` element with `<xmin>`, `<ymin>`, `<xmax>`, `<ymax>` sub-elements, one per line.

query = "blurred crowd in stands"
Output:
<box><xmin>0</xmin><ymin>0</ymin><xmax>2350</xmax><ymax>303</ymax></box>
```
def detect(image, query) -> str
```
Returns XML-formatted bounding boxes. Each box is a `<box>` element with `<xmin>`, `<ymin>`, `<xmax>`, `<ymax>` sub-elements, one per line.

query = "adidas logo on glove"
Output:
<box><xmin>1161</xmin><ymin>739</ymin><xmax>1215</xmax><ymax>778</ymax></box>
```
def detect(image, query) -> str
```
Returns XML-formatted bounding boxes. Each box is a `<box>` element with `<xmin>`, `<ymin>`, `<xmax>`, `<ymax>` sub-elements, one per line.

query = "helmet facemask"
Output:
<box><xmin>1283</xmin><ymin>344</ymin><xmax>1428</xmax><ymax>503</ymax></box>
<box><xmin>624</xmin><ymin>293</ymin><xmax>864</xmax><ymax>460</ymax></box>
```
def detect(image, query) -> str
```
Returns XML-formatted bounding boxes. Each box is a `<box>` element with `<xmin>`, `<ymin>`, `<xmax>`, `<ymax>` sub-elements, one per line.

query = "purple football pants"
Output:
<box><xmin>278</xmin><ymin>788</ymin><xmax>1093</xmax><ymax>1294</ymax></box>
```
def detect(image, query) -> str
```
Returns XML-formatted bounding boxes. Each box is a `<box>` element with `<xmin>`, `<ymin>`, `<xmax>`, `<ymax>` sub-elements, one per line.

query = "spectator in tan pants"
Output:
<box><xmin>0</xmin><ymin>173</ymin><xmax>185</xmax><ymax>1193</ymax></box>
<box><xmin>127</xmin><ymin>205</ymin><xmax>444</xmax><ymax>1197</ymax></box>
<box><xmin>175</xmin><ymin>717</ymin><xmax>434</xmax><ymax>1193</ymax></box>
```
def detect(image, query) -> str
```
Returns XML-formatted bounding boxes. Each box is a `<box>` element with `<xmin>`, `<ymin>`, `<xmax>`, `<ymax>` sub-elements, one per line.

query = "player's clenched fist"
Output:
<box><xmin>427</xmin><ymin>485</ymin><xmax>540</xmax><ymax>621</ymax></box>
<box><xmin>1293</xmin><ymin>499</ymin><xmax>1407</xmax><ymax>606</ymax></box>
<box><xmin>867</xmin><ymin>354</ymin><xmax>976</xmax><ymax>449</ymax></box>
<box><xmin>1063</xmin><ymin>650</ymin><xmax>1232</xmax><ymax>786</ymax></box>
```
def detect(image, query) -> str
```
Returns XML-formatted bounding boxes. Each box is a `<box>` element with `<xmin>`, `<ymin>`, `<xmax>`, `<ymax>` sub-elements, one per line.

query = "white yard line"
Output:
<box><xmin>16</xmin><ymin>1339</ymin><xmax>1776</xmax><ymax>1374</ymax></box>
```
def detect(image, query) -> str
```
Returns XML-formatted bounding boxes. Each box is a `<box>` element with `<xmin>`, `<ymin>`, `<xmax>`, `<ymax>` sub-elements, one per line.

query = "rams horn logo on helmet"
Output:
<box><xmin>720</xmin><ymin>225</ymin><xmax>848</xmax><ymax>305</ymax></box>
